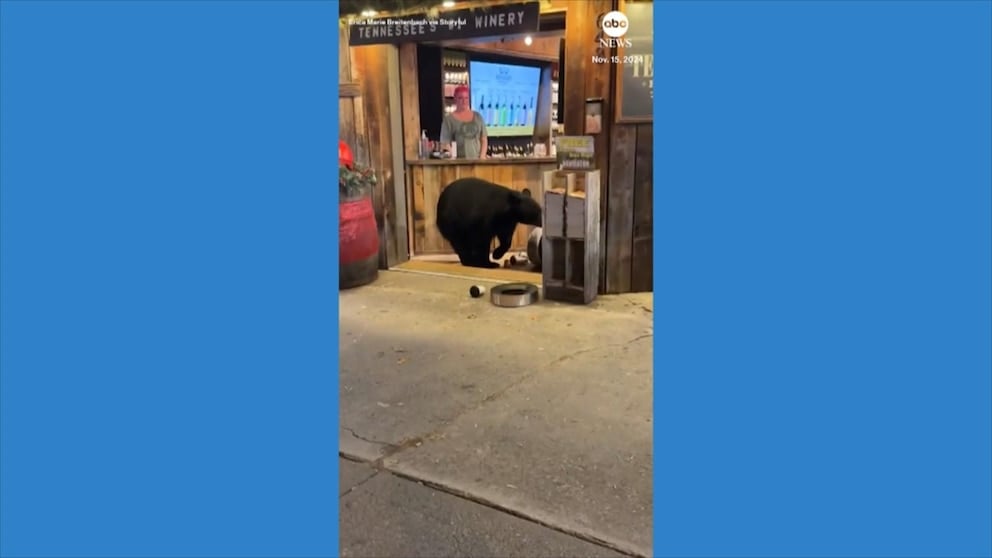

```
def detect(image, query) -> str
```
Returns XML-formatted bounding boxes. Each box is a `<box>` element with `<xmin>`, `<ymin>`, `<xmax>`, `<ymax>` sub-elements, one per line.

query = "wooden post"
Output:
<box><xmin>385</xmin><ymin>45</ymin><xmax>410</xmax><ymax>267</ymax></box>
<box><xmin>398</xmin><ymin>43</ymin><xmax>421</xmax><ymax>163</ymax></box>
<box><xmin>562</xmin><ymin>0</ymin><xmax>614</xmax><ymax>294</ymax></box>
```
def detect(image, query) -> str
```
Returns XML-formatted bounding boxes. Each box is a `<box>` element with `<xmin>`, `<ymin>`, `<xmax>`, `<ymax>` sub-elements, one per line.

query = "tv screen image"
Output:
<box><xmin>468</xmin><ymin>60</ymin><xmax>541</xmax><ymax>138</ymax></box>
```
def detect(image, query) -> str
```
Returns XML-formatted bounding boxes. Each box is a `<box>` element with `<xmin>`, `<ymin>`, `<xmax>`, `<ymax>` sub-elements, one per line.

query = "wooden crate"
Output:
<box><xmin>542</xmin><ymin>171</ymin><xmax>572</xmax><ymax>237</ymax></box>
<box><xmin>541</xmin><ymin>169</ymin><xmax>601</xmax><ymax>304</ymax></box>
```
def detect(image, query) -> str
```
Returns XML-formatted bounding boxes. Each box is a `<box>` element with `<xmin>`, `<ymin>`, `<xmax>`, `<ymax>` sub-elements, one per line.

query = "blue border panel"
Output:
<box><xmin>655</xmin><ymin>1</ymin><xmax>991</xmax><ymax>557</ymax></box>
<box><xmin>1</xmin><ymin>1</ymin><xmax>339</xmax><ymax>557</ymax></box>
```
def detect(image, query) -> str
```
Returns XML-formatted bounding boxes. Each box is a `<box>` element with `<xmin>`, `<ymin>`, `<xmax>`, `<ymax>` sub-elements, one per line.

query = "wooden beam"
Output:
<box><xmin>355</xmin><ymin>45</ymin><xmax>390</xmax><ymax>269</ymax></box>
<box><xmin>563</xmin><ymin>0</ymin><xmax>614</xmax><ymax>293</ymax></box>
<box><xmin>338</xmin><ymin>27</ymin><xmax>359</xmax><ymax>157</ymax></box>
<box><xmin>630</xmin><ymin>123</ymin><xmax>653</xmax><ymax>292</ymax></box>
<box><xmin>438</xmin><ymin>34</ymin><xmax>562</xmax><ymax>60</ymax></box>
<box><xmin>348</xmin><ymin>46</ymin><xmax>371</xmax><ymax>169</ymax></box>
<box><xmin>386</xmin><ymin>45</ymin><xmax>411</xmax><ymax>267</ymax></box>
<box><xmin>605</xmin><ymin>124</ymin><xmax>636</xmax><ymax>293</ymax></box>
<box><xmin>398</xmin><ymin>44</ymin><xmax>422</xmax><ymax>162</ymax></box>
<box><xmin>339</xmin><ymin>82</ymin><xmax>362</xmax><ymax>98</ymax></box>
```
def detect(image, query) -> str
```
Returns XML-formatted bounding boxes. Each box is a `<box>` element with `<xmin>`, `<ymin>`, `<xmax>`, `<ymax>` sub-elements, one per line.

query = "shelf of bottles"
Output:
<box><xmin>442</xmin><ymin>50</ymin><xmax>469</xmax><ymax>116</ymax></box>
<box><xmin>477</xmin><ymin>93</ymin><xmax>536</xmax><ymax>134</ymax></box>
<box><xmin>485</xmin><ymin>140</ymin><xmax>541</xmax><ymax>159</ymax></box>
<box><xmin>551</xmin><ymin>64</ymin><xmax>560</xmax><ymax>124</ymax></box>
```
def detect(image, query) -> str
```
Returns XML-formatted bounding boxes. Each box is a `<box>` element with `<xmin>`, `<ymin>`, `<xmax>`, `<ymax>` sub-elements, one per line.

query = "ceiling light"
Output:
<box><xmin>524</xmin><ymin>35</ymin><xmax>533</xmax><ymax>46</ymax></box>
<box><xmin>442</xmin><ymin>0</ymin><xmax>456</xmax><ymax>7</ymax></box>
<box><xmin>360</xmin><ymin>9</ymin><xmax>377</xmax><ymax>17</ymax></box>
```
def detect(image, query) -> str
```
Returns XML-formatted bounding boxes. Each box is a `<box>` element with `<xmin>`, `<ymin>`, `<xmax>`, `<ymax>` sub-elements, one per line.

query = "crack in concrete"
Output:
<box><xmin>340</xmin><ymin>452</ymin><xmax>646</xmax><ymax>558</ymax></box>
<box><xmin>341</xmin><ymin>333</ymin><xmax>654</xmax><ymax>552</ymax></box>
<box><xmin>340</xmin><ymin>469</ymin><xmax>380</xmax><ymax>498</ymax></box>
<box><xmin>626</xmin><ymin>333</ymin><xmax>653</xmax><ymax>345</ymax></box>
<box><xmin>344</xmin><ymin>427</ymin><xmax>397</xmax><ymax>448</ymax></box>
<box><xmin>376</xmin><ymin>435</ymin><xmax>427</xmax><ymax>465</ymax></box>
<box><xmin>361</xmin><ymin>330</ymin><xmax>656</xmax><ymax>466</ymax></box>
<box><xmin>549</xmin><ymin>332</ymin><xmax>654</xmax><ymax>366</ymax></box>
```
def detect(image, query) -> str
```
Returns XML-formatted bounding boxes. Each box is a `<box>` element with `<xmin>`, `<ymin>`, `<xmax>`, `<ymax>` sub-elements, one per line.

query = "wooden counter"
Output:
<box><xmin>407</xmin><ymin>158</ymin><xmax>559</xmax><ymax>256</ymax></box>
<box><xmin>409</xmin><ymin>158</ymin><xmax>557</xmax><ymax>166</ymax></box>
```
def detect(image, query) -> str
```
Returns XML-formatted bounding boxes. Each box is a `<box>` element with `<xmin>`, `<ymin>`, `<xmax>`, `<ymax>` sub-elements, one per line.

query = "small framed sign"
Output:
<box><xmin>585</xmin><ymin>98</ymin><xmax>604</xmax><ymax>135</ymax></box>
<box><xmin>555</xmin><ymin>136</ymin><xmax>596</xmax><ymax>170</ymax></box>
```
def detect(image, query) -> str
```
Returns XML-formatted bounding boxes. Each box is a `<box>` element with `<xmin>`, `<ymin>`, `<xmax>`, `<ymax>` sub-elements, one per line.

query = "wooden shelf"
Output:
<box><xmin>407</xmin><ymin>157</ymin><xmax>557</xmax><ymax>166</ymax></box>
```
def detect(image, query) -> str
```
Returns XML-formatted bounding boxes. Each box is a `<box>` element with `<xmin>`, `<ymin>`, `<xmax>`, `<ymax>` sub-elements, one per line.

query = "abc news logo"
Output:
<box><xmin>598</xmin><ymin>11</ymin><xmax>632</xmax><ymax>48</ymax></box>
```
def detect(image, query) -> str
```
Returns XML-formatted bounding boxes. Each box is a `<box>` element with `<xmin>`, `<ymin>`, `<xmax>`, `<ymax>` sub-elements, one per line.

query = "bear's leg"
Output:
<box><xmin>450</xmin><ymin>240</ymin><xmax>475</xmax><ymax>267</ymax></box>
<box><xmin>445</xmin><ymin>229</ymin><xmax>479</xmax><ymax>267</ymax></box>
<box><xmin>464</xmin><ymin>235</ymin><xmax>499</xmax><ymax>268</ymax></box>
<box><xmin>491</xmin><ymin>223</ymin><xmax>515</xmax><ymax>262</ymax></box>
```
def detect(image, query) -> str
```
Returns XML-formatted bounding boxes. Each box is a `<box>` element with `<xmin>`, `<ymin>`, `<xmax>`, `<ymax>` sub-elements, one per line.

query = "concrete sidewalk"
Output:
<box><xmin>340</xmin><ymin>270</ymin><xmax>653</xmax><ymax>557</ymax></box>
<box><xmin>341</xmin><ymin>458</ymin><xmax>626</xmax><ymax>557</ymax></box>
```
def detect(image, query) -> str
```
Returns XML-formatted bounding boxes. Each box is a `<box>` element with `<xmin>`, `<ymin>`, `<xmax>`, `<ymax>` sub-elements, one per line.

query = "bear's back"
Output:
<box><xmin>437</xmin><ymin>178</ymin><xmax>510</xmax><ymax>213</ymax></box>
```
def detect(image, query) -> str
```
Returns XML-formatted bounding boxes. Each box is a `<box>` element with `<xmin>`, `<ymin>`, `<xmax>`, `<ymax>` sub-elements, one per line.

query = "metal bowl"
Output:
<box><xmin>490</xmin><ymin>282</ymin><xmax>540</xmax><ymax>308</ymax></box>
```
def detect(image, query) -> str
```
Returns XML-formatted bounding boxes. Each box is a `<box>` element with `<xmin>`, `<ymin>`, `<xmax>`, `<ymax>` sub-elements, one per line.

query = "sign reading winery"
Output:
<box><xmin>348</xmin><ymin>2</ymin><xmax>541</xmax><ymax>46</ymax></box>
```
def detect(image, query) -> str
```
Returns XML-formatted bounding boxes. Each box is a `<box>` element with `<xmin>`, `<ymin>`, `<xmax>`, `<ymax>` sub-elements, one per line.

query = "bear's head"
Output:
<box><xmin>510</xmin><ymin>188</ymin><xmax>543</xmax><ymax>227</ymax></box>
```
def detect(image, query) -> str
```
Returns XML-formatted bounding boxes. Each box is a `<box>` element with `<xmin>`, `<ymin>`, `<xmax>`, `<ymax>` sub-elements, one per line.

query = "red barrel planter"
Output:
<box><xmin>339</xmin><ymin>192</ymin><xmax>379</xmax><ymax>289</ymax></box>
<box><xmin>339</xmin><ymin>142</ymin><xmax>379</xmax><ymax>289</ymax></box>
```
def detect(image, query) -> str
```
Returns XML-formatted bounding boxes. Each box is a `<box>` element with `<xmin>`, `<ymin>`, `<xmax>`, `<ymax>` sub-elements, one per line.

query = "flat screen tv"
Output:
<box><xmin>469</xmin><ymin>59</ymin><xmax>541</xmax><ymax>138</ymax></box>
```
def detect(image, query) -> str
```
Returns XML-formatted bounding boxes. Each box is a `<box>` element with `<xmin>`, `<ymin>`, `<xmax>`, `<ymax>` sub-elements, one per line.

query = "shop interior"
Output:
<box><xmin>395</xmin><ymin>11</ymin><xmax>568</xmax><ymax>283</ymax></box>
<box><xmin>416</xmin><ymin>11</ymin><xmax>565</xmax><ymax>157</ymax></box>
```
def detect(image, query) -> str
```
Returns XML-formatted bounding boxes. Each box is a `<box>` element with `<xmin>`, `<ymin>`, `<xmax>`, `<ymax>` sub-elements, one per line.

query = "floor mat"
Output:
<box><xmin>392</xmin><ymin>259</ymin><xmax>541</xmax><ymax>285</ymax></box>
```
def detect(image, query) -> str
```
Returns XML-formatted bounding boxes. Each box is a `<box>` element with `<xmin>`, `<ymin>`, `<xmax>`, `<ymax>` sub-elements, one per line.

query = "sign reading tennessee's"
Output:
<box><xmin>349</xmin><ymin>2</ymin><xmax>540</xmax><ymax>46</ymax></box>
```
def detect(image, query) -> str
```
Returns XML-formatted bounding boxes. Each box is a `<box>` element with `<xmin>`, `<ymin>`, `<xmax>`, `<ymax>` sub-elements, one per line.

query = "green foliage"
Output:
<box><xmin>340</xmin><ymin>164</ymin><xmax>377</xmax><ymax>199</ymax></box>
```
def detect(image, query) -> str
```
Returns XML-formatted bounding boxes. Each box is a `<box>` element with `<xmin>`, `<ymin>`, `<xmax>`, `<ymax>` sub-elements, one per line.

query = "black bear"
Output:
<box><xmin>436</xmin><ymin>178</ymin><xmax>543</xmax><ymax>269</ymax></box>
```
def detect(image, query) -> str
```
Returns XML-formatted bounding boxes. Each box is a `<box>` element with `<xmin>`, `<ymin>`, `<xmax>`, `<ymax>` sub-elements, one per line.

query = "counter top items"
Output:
<box><xmin>407</xmin><ymin>157</ymin><xmax>558</xmax><ymax>166</ymax></box>
<box><xmin>486</xmin><ymin>142</ymin><xmax>537</xmax><ymax>158</ymax></box>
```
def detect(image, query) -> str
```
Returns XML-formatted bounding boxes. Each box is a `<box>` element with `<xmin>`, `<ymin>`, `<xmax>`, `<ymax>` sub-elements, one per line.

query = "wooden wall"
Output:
<box><xmin>555</xmin><ymin>0</ymin><xmax>654</xmax><ymax>293</ymax></box>
<box><xmin>338</xmin><ymin>26</ymin><xmax>369</xmax><ymax>168</ymax></box>
<box><xmin>340</xmin><ymin>27</ymin><xmax>406</xmax><ymax>268</ymax></box>
<box><xmin>607</xmin><ymin>123</ymin><xmax>653</xmax><ymax>293</ymax></box>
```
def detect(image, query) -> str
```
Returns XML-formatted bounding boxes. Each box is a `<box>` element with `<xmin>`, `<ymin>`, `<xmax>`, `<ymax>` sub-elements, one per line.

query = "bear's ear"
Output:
<box><xmin>508</xmin><ymin>188</ymin><xmax>532</xmax><ymax>206</ymax></box>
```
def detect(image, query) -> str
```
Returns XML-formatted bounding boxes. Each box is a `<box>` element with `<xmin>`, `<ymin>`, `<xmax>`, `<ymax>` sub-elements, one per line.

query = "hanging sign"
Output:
<box><xmin>348</xmin><ymin>2</ymin><xmax>541</xmax><ymax>46</ymax></box>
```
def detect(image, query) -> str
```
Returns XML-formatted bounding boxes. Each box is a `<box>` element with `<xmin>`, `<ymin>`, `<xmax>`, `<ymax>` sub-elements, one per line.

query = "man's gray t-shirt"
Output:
<box><xmin>440</xmin><ymin>112</ymin><xmax>487</xmax><ymax>159</ymax></box>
